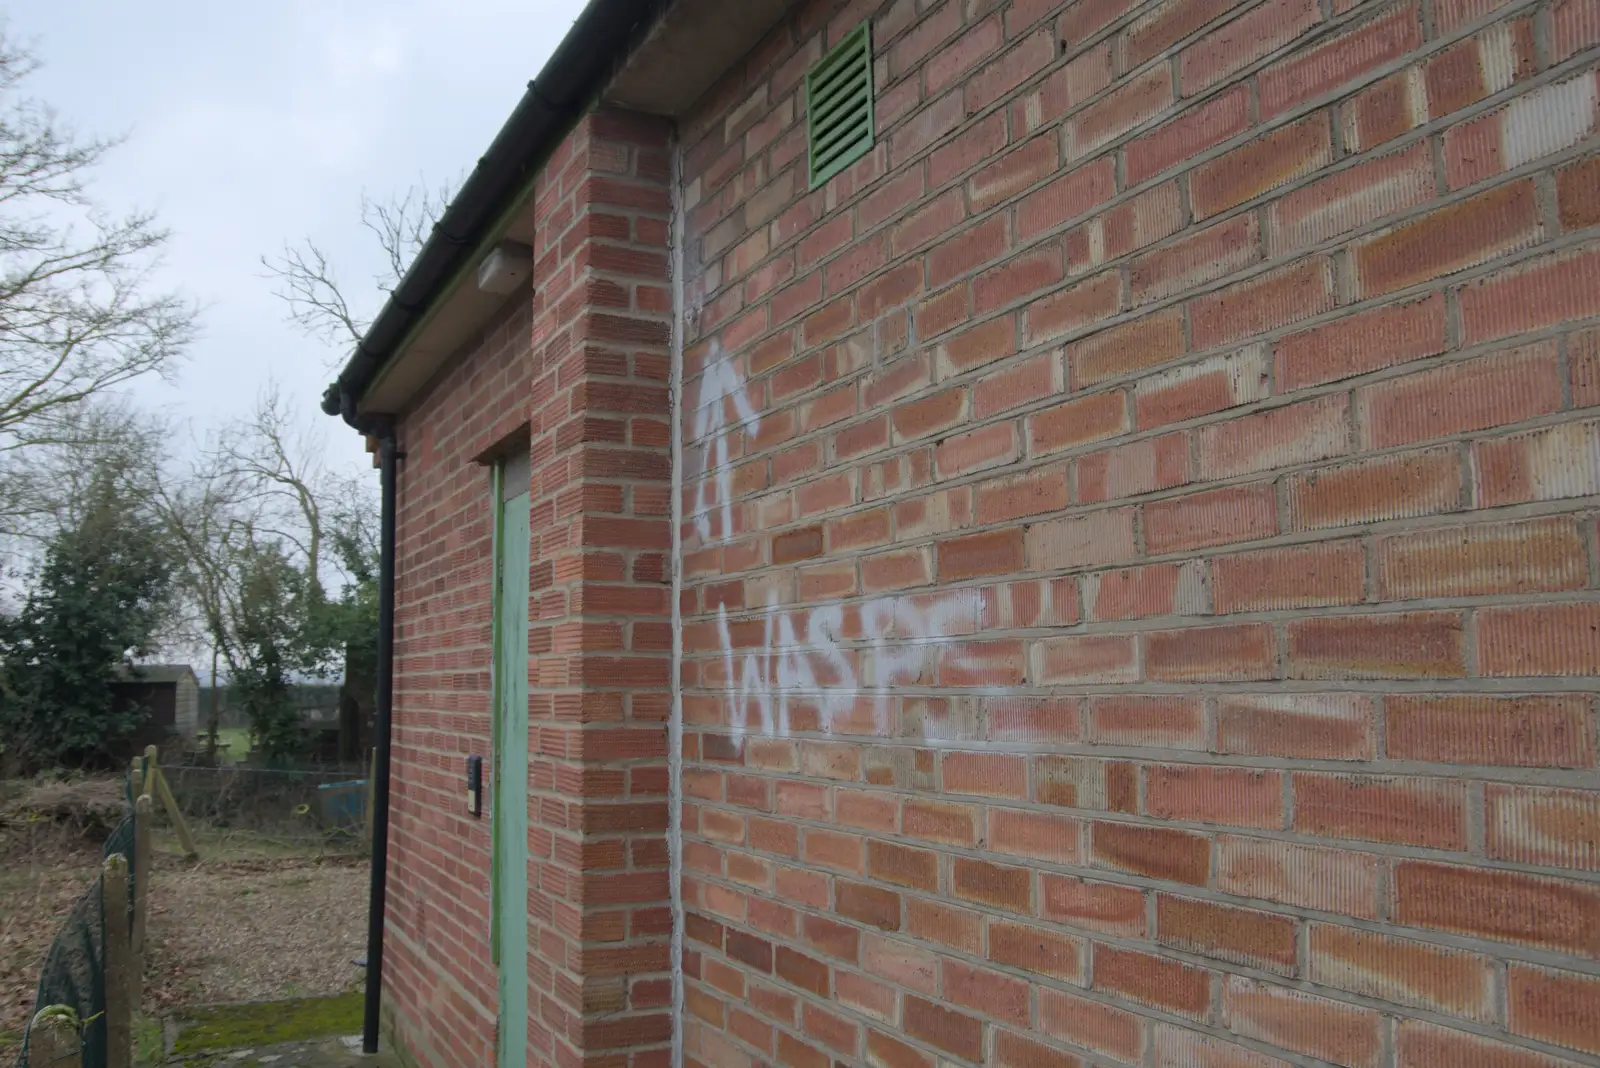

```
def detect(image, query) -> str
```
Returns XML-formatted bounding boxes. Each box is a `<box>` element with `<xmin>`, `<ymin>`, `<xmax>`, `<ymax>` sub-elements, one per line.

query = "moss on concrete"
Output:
<box><xmin>169</xmin><ymin>992</ymin><xmax>363</xmax><ymax>1055</ymax></box>
<box><xmin>133</xmin><ymin>1012</ymin><xmax>165</xmax><ymax>1066</ymax></box>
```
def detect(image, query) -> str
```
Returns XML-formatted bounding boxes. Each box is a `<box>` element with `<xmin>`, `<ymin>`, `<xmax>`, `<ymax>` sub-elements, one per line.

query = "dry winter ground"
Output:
<box><xmin>1</xmin><ymin>779</ymin><xmax>367</xmax><ymax>1057</ymax></box>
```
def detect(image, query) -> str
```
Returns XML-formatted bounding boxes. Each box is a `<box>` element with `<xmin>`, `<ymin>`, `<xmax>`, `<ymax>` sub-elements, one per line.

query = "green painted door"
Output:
<box><xmin>492</xmin><ymin>459</ymin><xmax>531</xmax><ymax>1068</ymax></box>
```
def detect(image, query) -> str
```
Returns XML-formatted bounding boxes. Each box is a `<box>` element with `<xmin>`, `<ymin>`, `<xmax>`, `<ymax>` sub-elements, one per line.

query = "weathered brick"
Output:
<box><xmin>1288</xmin><ymin>447</ymin><xmax>1461</xmax><ymax>530</ymax></box>
<box><xmin>1064</xmin><ymin>65</ymin><xmax>1174</xmax><ymax>160</ymax></box>
<box><xmin>1395</xmin><ymin>861</ymin><xmax>1600</xmax><ymax>957</ymax></box>
<box><xmin>1083</xmin><ymin>561</ymin><xmax>1205</xmax><ymax>621</ymax></box>
<box><xmin>1028</xmin><ymin>390</ymin><xmax>1129</xmax><ymax>455</ymax></box>
<box><xmin>1143</xmin><ymin>623</ymin><xmax>1277</xmax><ymax>681</ymax></box>
<box><xmin>1397</xmin><ymin>1019</ymin><xmax>1588</xmax><ymax>1068</ymax></box>
<box><xmin>1090</xmin><ymin>822</ymin><xmax>1211</xmax><ymax>885</ymax></box>
<box><xmin>1486</xmin><ymin>785</ymin><xmax>1600</xmax><ymax>872</ymax></box>
<box><xmin>1376</xmin><ymin>516</ymin><xmax>1587</xmax><ymax>599</ymax></box>
<box><xmin>1040</xmin><ymin>874</ymin><xmax>1147</xmax><ymax>937</ymax></box>
<box><xmin>902</xmin><ymin>998</ymin><xmax>982</xmax><ymax>1061</ymax></box>
<box><xmin>1197</xmin><ymin>393</ymin><xmax>1349</xmax><ymax>479</ymax></box>
<box><xmin>1479</xmin><ymin>603</ymin><xmax>1600</xmax><ymax>676</ymax></box>
<box><xmin>1218</xmin><ymin>693</ymin><xmax>1375</xmax><ymax>760</ymax></box>
<box><xmin>1125</xmin><ymin>84</ymin><xmax>1251</xmax><ymax>184</ymax></box>
<box><xmin>1275</xmin><ymin>294</ymin><xmax>1446</xmax><ymax>391</ymax></box>
<box><xmin>1387</xmin><ymin>694</ymin><xmax>1597</xmax><ymax>768</ymax></box>
<box><xmin>1067</xmin><ymin>182</ymin><xmax>1186</xmax><ymax>273</ymax></box>
<box><xmin>1472</xmin><ymin>420</ymin><xmax>1600</xmax><ymax>507</ymax></box>
<box><xmin>1459</xmin><ymin>246</ymin><xmax>1600</xmax><ymax>344</ymax></box>
<box><xmin>1130</xmin><ymin>213</ymin><xmax>1260</xmax><ymax>304</ymax></box>
<box><xmin>1217</xmin><ymin>835</ymin><xmax>1381</xmax><ymax>918</ymax></box>
<box><xmin>1025</xmin><ymin>269</ymin><xmax>1120</xmax><ymax>343</ymax></box>
<box><xmin>1311</xmin><ymin>923</ymin><xmax>1494</xmax><ymax>1020</ymax></box>
<box><xmin>1144</xmin><ymin>483</ymin><xmax>1277</xmax><ymax>554</ymax></box>
<box><xmin>1508</xmin><ymin>966</ymin><xmax>1600</xmax><ymax>1056</ymax></box>
<box><xmin>1089</xmin><ymin>695</ymin><xmax>1206</xmax><ymax>748</ymax></box>
<box><xmin>1146</xmin><ymin>765</ymin><xmax>1283</xmax><ymax>829</ymax></box>
<box><xmin>1025</xmin><ymin>507</ymin><xmax>1138</xmax><ymax>570</ymax></box>
<box><xmin>1212</xmin><ymin>540</ymin><xmax>1365</xmax><ymax>613</ymax></box>
<box><xmin>1157</xmin><ymin>894</ymin><xmax>1298</xmax><ymax>972</ymax></box>
<box><xmin>1070</xmin><ymin>306</ymin><xmax>1187</xmax><ymax>388</ymax></box>
<box><xmin>1343</xmin><ymin>68</ymin><xmax>1427</xmax><ymax>153</ymax></box>
<box><xmin>1135</xmin><ymin>344</ymin><xmax>1271</xmax><ymax>429</ymax></box>
<box><xmin>1269</xmin><ymin>140</ymin><xmax>1435</xmax><ymax>255</ymax></box>
<box><xmin>1286</xmin><ymin>611</ymin><xmax>1466</xmax><ymax>679</ymax></box>
<box><xmin>943</xmin><ymin>960</ymin><xmax>1028</xmax><ymax>1027</ymax></box>
<box><xmin>968</xmin><ymin>134</ymin><xmax>1060</xmax><ymax>213</ymax></box>
<box><xmin>1352</xmin><ymin>179</ymin><xmax>1541</xmax><ymax>297</ymax></box>
<box><xmin>1121</xmin><ymin>0</ymin><xmax>1240</xmax><ymax>69</ymax></box>
<box><xmin>1189</xmin><ymin>259</ymin><xmax>1336</xmax><ymax>351</ymax></box>
<box><xmin>1443</xmin><ymin>72</ymin><xmax>1599</xmax><ymax>189</ymax></box>
<box><xmin>1017</xmin><ymin>157</ymin><xmax>1117</xmax><ymax>239</ymax></box>
<box><xmin>1178</xmin><ymin>0</ymin><xmax>1321</xmax><ymax>95</ymax></box>
<box><xmin>1223</xmin><ymin>977</ymin><xmax>1383</xmax><ymax>1068</ymax></box>
<box><xmin>1190</xmin><ymin>113</ymin><xmax>1332</xmax><ymax>219</ymax></box>
<box><xmin>1094</xmin><ymin>946</ymin><xmax>1211</xmax><ymax>1018</ymax></box>
<box><xmin>1259</xmin><ymin>4</ymin><xmax>1422</xmax><ymax>117</ymax></box>
<box><xmin>1076</xmin><ymin>432</ymin><xmax>1190</xmax><ymax>502</ymax></box>
<box><xmin>1294</xmin><ymin>772</ymin><xmax>1469</xmax><ymax>848</ymax></box>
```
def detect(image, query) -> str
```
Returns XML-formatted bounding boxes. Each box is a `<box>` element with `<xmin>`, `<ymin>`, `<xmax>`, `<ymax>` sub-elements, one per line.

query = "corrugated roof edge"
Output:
<box><xmin>320</xmin><ymin>0</ymin><xmax>672</xmax><ymax>432</ymax></box>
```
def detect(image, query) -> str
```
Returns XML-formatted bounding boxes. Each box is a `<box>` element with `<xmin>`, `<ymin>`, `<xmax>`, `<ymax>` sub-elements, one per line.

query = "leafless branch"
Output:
<box><xmin>259</xmin><ymin>240</ymin><xmax>366</xmax><ymax>349</ymax></box>
<box><xmin>261</xmin><ymin>178</ymin><xmax>457</xmax><ymax>365</ymax></box>
<box><xmin>0</xmin><ymin>32</ymin><xmax>193</xmax><ymax>455</ymax></box>
<box><xmin>360</xmin><ymin>179</ymin><xmax>454</xmax><ymax>292</ymax></box>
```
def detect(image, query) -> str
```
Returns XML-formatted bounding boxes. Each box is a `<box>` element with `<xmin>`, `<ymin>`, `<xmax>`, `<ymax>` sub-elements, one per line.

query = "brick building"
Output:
<box><xmin>323</xmin><ymin>0</ymin><xmax>1600</xmax><ymax>1066</ymax></box>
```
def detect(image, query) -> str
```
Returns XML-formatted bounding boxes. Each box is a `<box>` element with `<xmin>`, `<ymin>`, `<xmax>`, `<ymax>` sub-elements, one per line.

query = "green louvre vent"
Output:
<box><xmin>806</xmin><ymin>22</ymin><xmax>875</xmax><ymax>188</ymax></box>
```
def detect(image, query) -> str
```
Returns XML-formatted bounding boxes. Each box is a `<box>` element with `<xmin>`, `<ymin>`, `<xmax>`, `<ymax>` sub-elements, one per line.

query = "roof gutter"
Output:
<box><xmin>321</xmin><ymin>0</ymin><xmax>670</xmax><ymax>429</ymax></box>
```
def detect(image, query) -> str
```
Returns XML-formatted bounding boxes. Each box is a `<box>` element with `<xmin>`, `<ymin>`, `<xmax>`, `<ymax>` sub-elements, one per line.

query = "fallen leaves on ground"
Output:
<box><xmin>2</xmin><ymin>777</ymin><xmax>369</xmax><ymax>1058</ymax></box>
<box><xmin>144</xmin><ymin>855</ymin><xmax>368</xmax><ymax>1010</ymax></box>
<box><xmin>0</xmin><ymin>822</ymin><xmax>105</xmax><ymax>1053</ymax></box>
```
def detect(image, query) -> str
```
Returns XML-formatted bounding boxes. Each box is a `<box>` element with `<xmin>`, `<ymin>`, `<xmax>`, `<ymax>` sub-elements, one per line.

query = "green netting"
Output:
<box><xmin>16</xmin><ymin>874</ymin><xmax>107</xmax><ymax>1068</ymax></box>
<box><xmin>13</xmin><ymin>791</ymin><xmax>134</xmax><ymax>1068</ymax></box>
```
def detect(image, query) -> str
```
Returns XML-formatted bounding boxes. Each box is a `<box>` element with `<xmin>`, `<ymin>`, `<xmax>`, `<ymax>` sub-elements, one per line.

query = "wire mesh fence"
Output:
<box><xmin>9</xmin><ymin>755</ymin><xmax>371</xmax><ymax>1068</ymax></box>
<box><xmin>13</xmin><ymin>814</ymin><xmax>134</xmax><ymax>1068</ymax></box>
<box><xmin>158</xmin><ymin>764</ymin><xmax>370</xmax><ymax>852</ymax></box>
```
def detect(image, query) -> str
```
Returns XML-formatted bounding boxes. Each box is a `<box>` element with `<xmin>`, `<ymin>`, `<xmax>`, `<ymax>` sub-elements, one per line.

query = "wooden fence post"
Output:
<box><xmin>141</xmin><ymin>746</ymin><xmax>158</xmax><ymax>800</ymax></box>
<box><xmin>26</xmin><ymin>1007</ymin><xmax>82</xmax><ymax>1068</ymax></box>
<box><xmin>131</xmin><ymin>794</ymin><xmax>153</xmax><ymax>1008</ymax></box>
<box><xmin>103</xmin><ymin>854</ymin><xmax>131</xmax><ymax>1068</ymax></box>
<box><xmin>129</xmin><ymin>759</ymin><xmax>143</xmax><ymax>810</ymax></box>
<box><xmin>151</xmin><ymin>765</ymin><xmax>198</xmax><ymax>861</ymax></box>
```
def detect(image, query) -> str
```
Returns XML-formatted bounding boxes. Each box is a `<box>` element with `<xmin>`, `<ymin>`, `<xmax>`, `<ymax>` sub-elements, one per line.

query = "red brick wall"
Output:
<box><xmin>676</xmin><ymin>0</ymin><xmax>1600</xmax><ymax>1065</ymax></box>
<box><xmin>383</xmin><ymin>108</ymin><xmax>676</xmax><ymax>1068</ymax></box>
<box><xmin>525</xmin><ymin>108</ymin><xmax>677</xmax><ymax>1067</ymax></box>
<box><xmin>386</xmin><ymin>299</ymin><xmax>532</xmax><ymax>1068</ymax></box>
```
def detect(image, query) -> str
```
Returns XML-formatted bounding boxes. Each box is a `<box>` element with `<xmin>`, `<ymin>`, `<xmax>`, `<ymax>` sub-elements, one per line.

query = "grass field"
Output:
<box><xmin>207</xmin><ymin>728</ymin><xmax>251</xmax><ymax>764</ymax></box>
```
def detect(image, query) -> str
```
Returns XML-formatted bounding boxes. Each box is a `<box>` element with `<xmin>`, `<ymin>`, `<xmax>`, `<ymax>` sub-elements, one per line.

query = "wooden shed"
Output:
<box><xmin>110</xmin><ymin>664</ymin><xmax>200</xmax><ymax>748</ymax></box>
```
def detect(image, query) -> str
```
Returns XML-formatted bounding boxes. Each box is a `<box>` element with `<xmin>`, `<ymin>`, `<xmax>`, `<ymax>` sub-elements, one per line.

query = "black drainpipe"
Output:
<box><xmin>364</xmin><ymin>422</ymin><xmax>399</xmax><ymax>1054</ymax></box>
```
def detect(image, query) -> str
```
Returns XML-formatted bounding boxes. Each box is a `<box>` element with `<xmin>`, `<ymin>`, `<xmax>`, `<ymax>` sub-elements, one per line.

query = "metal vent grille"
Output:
<box><xmin>806</xmin><ymin>22</ymin><xmax>875</xmax><ymax>189</ymax></box>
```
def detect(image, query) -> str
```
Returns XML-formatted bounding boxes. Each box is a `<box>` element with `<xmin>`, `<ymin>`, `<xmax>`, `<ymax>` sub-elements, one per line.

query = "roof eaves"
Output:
<box><xmin>321</xmin><ymin>0</ymin><xmax>672</xmax><ymax>430</ymax></box>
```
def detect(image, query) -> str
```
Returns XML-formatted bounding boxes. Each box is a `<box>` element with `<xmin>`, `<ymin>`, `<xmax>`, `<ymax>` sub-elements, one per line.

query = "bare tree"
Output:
<box><xmin>215</xmin><ymin>384</ymin><xmax>331</xmax><ymax>594</ymax></box>
<box><xmin>157</xmin><ymin>384</ymin><xmax>381</xmax><ymax>753</ymax></box>
<box><xmin>0</xmin><ymin>399</ymin><xmax>167</xmax><ymax>542</ymax></box>
<box><xmin>261</xmin><ymin>178</ymin><xmax>456</xmax><ymax>355</ymax></box>
<box><xmin>0</xmin><ymin>33</ymin><xmax>194</xmax><ymax>453</ymax></box>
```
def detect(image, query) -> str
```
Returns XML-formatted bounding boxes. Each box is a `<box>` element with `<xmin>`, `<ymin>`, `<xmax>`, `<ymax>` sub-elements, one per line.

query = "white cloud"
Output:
<box><xmin>20</xmin><ymin>0</ymin><xmax>586</xmax><ymax>471</ymax></box>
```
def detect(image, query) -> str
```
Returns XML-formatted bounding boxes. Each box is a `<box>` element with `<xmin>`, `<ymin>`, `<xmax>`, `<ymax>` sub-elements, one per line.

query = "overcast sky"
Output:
<box><xmin>17</xmin><ymin>0</ymin><xmax>587</xmax><ymax>475</ymax></box>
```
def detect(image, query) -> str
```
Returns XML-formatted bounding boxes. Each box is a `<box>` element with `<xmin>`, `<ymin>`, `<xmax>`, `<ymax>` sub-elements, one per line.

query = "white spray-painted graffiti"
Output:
<box><xmin>689</xmin><ymin>354</ymin><xmax>759</xmax><ymax>547</ymax></box>
<box><xmin>687</xmin><ymin>349</ymin><xmax>1059</xmax><ymax>742</ymax></box>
